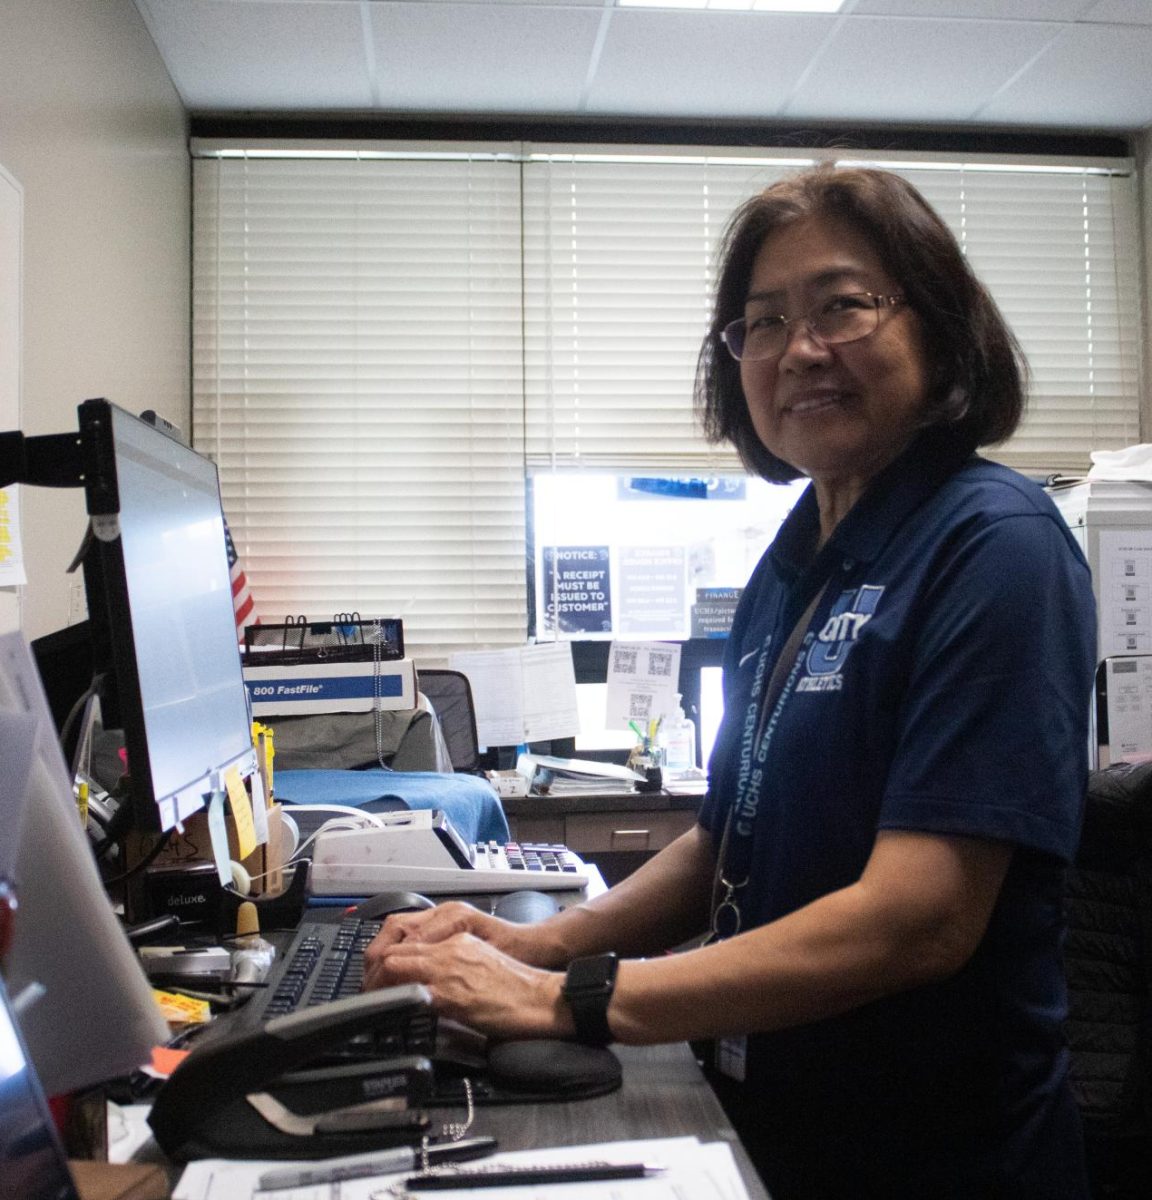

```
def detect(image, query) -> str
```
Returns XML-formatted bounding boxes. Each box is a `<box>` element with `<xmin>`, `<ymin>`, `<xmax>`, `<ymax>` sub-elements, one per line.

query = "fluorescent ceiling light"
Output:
<box><xmin>618</xmin><ymin>0</ymin><xmax>846</xmax><ymax>11</ymax></box>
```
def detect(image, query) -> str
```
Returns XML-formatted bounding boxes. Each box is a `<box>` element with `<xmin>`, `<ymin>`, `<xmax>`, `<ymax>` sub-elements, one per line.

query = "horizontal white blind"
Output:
<box><xmin>192</xmin><ymin>158</ymin><xmax>526</xmax><ymax>657</ymax></box>
<box><xmin>193</xmin><ymin>146</ymin><xmax>1142</xmax><ymax>657</ymax></box>
<box><xmin>897</xmin><ymin>166</ymin><xmax>1141</xmax><ymax>473</ymax></box>
<box><xmin>526</xmin><ymin>157</ymin><xmax>1140</xmax><ymax>476</ymax></box>
<box><xmin>523</xmin><ymin>159</ymin><xmax>790</xmax><ymax>471</ymax></box>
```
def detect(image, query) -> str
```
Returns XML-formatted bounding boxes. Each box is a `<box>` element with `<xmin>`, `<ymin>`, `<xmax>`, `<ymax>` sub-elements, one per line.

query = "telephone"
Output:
<box><xmin>148</xmin><ymin>984</ymin><xmax>622</xmax><ymax>1161</ymax></box>
<box><xmin>310</xmin><ymin>808</ymin><xmax>591</xmax><ymax>896</ymax></box>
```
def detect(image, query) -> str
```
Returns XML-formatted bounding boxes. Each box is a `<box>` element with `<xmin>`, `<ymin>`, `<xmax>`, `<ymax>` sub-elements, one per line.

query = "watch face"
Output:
<box><xmin>567</xmin><ymin>953</ymin><xmax>618</xmax><ymax>994</ymax></box>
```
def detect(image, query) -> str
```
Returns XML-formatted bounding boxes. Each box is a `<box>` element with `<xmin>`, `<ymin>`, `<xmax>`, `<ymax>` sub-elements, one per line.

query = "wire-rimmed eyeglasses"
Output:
<box><xmin>720</xmin><ymin>292</ymin><xmax>905</xmax><ymax>363</ymax></box>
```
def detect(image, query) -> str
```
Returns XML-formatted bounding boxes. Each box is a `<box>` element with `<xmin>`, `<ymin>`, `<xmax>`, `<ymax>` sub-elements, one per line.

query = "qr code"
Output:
<box><xmin>613</xmin><ymin>648</ymin><xmax>639</xmax><ymax>674</ymax></box>
<box><xmin>629</xmin><ymin>693</ymin><xmax>653</xmax><ymax>719</ymax></box>
<box><xmin>649</xmin><ymin>651</ymin><xmax>675</xmax><ymax>678</ymax></box>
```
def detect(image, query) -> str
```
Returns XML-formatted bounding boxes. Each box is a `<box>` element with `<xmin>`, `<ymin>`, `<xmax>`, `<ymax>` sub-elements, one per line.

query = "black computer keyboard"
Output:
<box><xmin>234</xmin><ymin>915</ymin><xmax>383</xmax><ymax>1030</ymax></box>
<box><xmin>230</xmin><ymin>889</ymin><xmax>560</xmax><ymax>1037</ymax></box>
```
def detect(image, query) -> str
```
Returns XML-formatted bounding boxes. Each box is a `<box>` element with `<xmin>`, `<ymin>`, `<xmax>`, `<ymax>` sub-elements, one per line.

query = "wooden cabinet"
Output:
<box><xmin>504</xmin><ymin>793</ymin><xmax>701</xmax><ymax>886</ymax></box>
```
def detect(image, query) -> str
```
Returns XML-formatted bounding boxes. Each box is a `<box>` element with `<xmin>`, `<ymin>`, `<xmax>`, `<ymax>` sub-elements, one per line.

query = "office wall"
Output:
<box><xmin>0</xmin><ymin>0</ymin><xmax>189</xmax><ymax>639</ymax></box>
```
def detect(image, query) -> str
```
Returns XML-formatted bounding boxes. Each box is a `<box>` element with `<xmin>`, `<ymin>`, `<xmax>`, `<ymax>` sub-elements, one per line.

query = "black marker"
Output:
<box><xmin>404</xmin><ymin>1160</ymin><xmax>667</xmax><ymax>1190</ymax></box>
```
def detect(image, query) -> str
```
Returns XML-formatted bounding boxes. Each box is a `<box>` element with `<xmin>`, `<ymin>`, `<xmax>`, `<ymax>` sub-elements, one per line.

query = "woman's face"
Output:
<box><xmin>740</xmin><ymin>214</ymin><xmax>932</xmax><ymax>497</ymax></box>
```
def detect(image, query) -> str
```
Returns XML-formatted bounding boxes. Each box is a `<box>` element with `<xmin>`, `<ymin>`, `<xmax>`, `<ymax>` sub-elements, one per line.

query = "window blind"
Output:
<box><xmin>525</xmin><ymin>153</ymin><xmax>1141</xmax><ymax>477</ymax></box>
<box><xmin>192</xmin><ymin>145</ymin><xmax>1142</xmax><ymax>658</ymax></box>
<box><xmin>192</xmin><ymin>157</ymin><xmax>526</xmax><ymax>658</ymax></box>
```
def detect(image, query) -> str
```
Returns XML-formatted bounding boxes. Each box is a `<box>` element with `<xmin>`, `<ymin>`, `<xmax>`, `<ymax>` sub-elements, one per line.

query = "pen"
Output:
<box><xmin>256</xmin><ymin>1135</ymin><xmax>497</xmax><ymax>1190</ymax></box>
<box><xmin>404</xmin><ymin>1161</ymin><xmax>667</xmax><ymax>1190</ymax></box>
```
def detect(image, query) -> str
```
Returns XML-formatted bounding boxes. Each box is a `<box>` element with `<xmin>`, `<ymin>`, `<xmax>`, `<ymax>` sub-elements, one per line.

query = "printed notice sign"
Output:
<box><xmin>542</xmin><ymin>546</ymin><xmax>612</xmax><ymax>634</ymax></box>
<box><xmin>618</xmin><ymin>545</ymin><xmax>687</xmax><ymax>637</ymax></box>
<box><xmin>1099</xmin><ymin>530</ymin><xmax>1152</xmax><ymax>655</ymax></box>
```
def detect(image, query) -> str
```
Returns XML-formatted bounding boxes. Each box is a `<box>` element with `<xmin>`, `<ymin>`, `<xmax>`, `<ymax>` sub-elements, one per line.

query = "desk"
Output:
<box><xmin>468</xmin><ymin>1042</ymin><xmax>770</xmax><ymax>1199</ymax></box>
<box><xmin>504</xmin><ymin>790</ymin><xmax>702</xmax><ymax>885</ymax></box>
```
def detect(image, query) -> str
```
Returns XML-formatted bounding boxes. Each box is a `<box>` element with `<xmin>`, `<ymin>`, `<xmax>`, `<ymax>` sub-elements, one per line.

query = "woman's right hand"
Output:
<box><xmin>362</xmin><ymin>900</ymin><xmax>561</xmax><ymax>990</ymax></box>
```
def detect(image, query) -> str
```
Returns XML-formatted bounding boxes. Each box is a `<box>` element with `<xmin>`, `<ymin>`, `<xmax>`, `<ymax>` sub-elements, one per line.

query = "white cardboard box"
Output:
<box><xmin>243</xmin><ymin>658</ymin><xmax>416</xmax><ymax>716</ymax></box>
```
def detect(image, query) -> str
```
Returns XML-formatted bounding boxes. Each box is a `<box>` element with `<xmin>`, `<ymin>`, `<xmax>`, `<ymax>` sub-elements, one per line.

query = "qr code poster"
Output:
<box><xmin>605</xmin><ymin>640</ymin><xmax>682</xmax><ymax>731</ymax></box>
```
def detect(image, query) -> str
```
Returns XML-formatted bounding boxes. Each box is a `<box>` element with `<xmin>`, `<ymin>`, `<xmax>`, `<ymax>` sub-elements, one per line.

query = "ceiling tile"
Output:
<box><xmin>977</xmin><ymin>22</ymin><xmax>1152</xmax><ymax>127</ymax></box>
<box><xmin>367</xmin><ymin>3</ymin><xmax>603</xmax><ymax>112</ymax></box>
<box><xmin>784</xmin><ymin>15</ymin><xmax>1059</xmax><ymax>123</ymax></box>
<box><xmin>139</xmin><ymin>0</ymin><xmax>373</xmax><ymax>110</ymax></box>
<box><xmin>852</xmin><ymin>0</ymin><xmax>1094</xmax><ymax>19</ymax></box>
<box><xmin>588</xmin><ymin>11</ymin><xmax>835</xmax><ymax>118</ymax></box>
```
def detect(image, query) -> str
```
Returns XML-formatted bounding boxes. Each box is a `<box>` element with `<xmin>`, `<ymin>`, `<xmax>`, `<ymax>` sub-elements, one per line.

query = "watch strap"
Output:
<box><xmin>563</xmin><ymin>953</ymin><xmax>618</xmax><ymax>1047</ymax></box>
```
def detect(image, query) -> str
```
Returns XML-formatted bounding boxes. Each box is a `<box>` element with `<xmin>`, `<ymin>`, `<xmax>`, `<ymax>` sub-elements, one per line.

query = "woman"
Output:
<box><xmin>363</xmin><ymin>166</ymin><xmax>1096</xmax><ymax>1197</ymax></box>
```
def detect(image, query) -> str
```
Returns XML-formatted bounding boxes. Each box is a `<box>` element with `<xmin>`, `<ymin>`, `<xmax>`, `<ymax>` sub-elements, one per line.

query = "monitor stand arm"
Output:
<box><xmin>0</xmin><ymin>430</ymin><xmax>85</xmax><ymax>489</ymax></box>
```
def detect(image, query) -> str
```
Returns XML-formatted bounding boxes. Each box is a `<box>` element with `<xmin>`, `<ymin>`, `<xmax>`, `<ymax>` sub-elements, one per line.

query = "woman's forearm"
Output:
<box><xmin>521</xmin><ymin>824</ymin><xmax>717</xmax><ymax>967</ymax></box>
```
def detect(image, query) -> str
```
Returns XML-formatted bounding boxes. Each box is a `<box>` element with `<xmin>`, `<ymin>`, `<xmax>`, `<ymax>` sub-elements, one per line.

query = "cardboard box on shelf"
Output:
<box><xmin>125</xmin><ymin>803</ymin><xmax>285</xmax><ymax>896</ymax></box>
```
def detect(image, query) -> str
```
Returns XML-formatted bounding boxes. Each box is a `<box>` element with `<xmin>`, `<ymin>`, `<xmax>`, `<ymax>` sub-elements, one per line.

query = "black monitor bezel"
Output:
<box><xmin>77</xmin><ymin>398</ymin><xmax>255</xmax><ymax>832</ymax></box>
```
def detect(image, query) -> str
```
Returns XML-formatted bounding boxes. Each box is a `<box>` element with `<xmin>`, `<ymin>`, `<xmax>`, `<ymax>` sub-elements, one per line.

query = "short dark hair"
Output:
<box><xmin>694</xmin><ymin>165</ymin><xmax>1026</xmax><ymax>482</ymax></box>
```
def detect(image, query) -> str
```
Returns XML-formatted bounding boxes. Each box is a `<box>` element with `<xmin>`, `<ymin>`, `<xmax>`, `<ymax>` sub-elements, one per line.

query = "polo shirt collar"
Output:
<box><xmin>769</xmin><ymin>432</ymin><xmax>974</xmax><ymax>579</ymax></box>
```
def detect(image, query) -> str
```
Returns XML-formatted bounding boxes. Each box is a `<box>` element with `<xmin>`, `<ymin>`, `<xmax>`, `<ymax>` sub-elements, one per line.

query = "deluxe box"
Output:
<box><xmin>242</xmin><ymin>658</ymin><xmax>417</xmax><ymax>716</ymax></box>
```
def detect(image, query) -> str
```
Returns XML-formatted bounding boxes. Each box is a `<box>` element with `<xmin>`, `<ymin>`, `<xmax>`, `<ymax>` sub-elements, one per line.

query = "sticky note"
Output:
<box><xmin>225</xmin><ymin>767</ymin><xmax>257</xmax><ymax>861</ymax></box>
<box><xmin>205</xmin><ymin>791</ymin><xmax>232</xmax><ymax>886</ymax></box>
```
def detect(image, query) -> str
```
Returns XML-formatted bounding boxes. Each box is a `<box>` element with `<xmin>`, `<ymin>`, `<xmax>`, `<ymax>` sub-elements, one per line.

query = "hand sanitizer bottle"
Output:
<box><xmin>661</xmin><ymin>695</ymin><xmax>696</xmax><ymax>774</ymax></box>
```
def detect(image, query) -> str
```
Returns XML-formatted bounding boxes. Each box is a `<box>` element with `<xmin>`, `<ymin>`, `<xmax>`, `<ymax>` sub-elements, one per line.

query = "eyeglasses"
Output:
<box><xmin>721</xmin><ymin>292</ymin><xmax>905</xmax><ymax>362</ymax></box>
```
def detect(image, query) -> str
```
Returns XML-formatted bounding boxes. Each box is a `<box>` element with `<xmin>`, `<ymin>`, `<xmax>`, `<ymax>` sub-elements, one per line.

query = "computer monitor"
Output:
<box><xmin>77</xmin><ymin>399</ymin><xmax>257</xmax><ymax>831</ymax></box>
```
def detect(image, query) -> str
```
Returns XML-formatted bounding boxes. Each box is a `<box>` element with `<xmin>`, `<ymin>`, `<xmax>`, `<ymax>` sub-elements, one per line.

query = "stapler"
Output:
<box><xmin>148</xmin><ymin>984</ymin><xmax>436</xmax><ymax>1160</ymax></box>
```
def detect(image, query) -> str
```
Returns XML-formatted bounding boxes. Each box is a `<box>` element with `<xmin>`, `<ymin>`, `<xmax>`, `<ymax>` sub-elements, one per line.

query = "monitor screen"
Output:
<box><xmin>79</xmin><ymin>399</ymin><xmax>257</xmax><ymax>830</ymax></box>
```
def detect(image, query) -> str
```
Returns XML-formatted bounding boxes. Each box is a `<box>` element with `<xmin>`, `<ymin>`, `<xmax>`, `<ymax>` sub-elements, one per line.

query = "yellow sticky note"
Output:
<box><xmin>225</xmin><ymin>766</ymin><xmax>257</xmax><ymax>861</ymax></box>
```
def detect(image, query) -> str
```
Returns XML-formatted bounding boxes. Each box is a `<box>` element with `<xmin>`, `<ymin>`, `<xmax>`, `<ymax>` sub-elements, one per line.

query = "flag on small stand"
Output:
<box><xmin>223</xmin><ymin>518</ymin><xmax>257</xmax><ymax>635</ymax></box>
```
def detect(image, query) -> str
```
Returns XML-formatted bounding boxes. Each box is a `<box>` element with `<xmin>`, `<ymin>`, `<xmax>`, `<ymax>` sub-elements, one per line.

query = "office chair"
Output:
<box><xmin>1062</xmin><ymin>760</ymin><xmax>1152</xmax><ymax>1198</ymax></box>
<box><xmin>415</xmin><ymin>669</ymin><xmax>483</xmax><ymax>774</ymax></box>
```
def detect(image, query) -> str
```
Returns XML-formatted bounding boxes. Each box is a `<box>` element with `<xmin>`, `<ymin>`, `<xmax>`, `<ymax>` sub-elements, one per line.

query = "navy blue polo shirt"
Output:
<box><xmin>700</xmin><ymin>439</ymin><xmax>1096</xmax><ymax>1196</ymax></box>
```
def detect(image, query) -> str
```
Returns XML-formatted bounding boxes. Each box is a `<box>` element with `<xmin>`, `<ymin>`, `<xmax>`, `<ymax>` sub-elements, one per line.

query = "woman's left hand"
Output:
<box><xmin>364</xmin><ymin>930</ymin><xmax>573</xmax><ymax>1041</ymax></box>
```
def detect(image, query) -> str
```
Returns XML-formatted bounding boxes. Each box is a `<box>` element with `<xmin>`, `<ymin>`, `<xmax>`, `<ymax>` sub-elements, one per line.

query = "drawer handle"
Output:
<box><xmin>609</xmin><ymin>829</ymin><xmax>652</xmax><ymax>850</ymax></box>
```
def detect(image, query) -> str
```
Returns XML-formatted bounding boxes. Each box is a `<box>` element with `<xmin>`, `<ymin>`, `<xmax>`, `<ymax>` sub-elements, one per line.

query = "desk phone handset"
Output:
<box><xmin>148</xmin><ymin>985</ymin><xmax>622</xmax><ymax>1161</ymax></box>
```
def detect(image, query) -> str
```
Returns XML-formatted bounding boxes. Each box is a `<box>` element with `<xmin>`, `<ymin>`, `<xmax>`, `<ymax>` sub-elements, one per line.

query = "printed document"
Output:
<box><xmin>450</xmin><ymin>641</ymin><xmax>579</xmax><ymax>746</ymax></box>
<box><xmin>172</xmin><ymin>1135</ymin><xmax>751</xmax><ymax>1200</ymax></box>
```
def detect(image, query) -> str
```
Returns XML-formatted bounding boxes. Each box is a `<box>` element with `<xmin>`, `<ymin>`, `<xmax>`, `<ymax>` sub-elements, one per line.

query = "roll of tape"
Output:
<box><xmin>280</xmin><ymin>809</ymin><xmax>300</xmax><ymax>855</ymax></box>
<box><xmin>230</xmin><ymin>861</ymin><xmax>252</xmax><ymax>896</ymax></box>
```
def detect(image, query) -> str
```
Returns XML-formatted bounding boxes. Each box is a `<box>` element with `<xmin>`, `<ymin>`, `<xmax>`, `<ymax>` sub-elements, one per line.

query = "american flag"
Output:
<box><xmin>223</xmin><ymin>517</ymin><xmax>257</xmax><ymax>634</ymax></box>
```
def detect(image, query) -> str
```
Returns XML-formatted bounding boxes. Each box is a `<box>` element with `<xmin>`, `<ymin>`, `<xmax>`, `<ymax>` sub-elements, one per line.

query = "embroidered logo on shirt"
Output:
<box><xmin>796</xmin><ymin>584</ymin><xmax>884</xmax><ymax>692</ymax></box>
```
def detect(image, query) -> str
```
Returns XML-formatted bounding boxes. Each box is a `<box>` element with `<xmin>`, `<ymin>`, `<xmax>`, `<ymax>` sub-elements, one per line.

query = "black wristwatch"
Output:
<box><xmin>562</xmin><ymin>953</ymin><xmax>619</xmax><ymax>1046</ymax></box>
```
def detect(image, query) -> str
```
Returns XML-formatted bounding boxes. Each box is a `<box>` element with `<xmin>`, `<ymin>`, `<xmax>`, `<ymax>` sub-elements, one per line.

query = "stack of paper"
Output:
<box><xmin>172</xmin><ymin>1136</ymin><xmax>752</xmax><ymax>1200</ymax></box>
<box><xmin>516</xmin><ymin>753</ymin><xmax>645</xmax><ymax>796</ymax></box>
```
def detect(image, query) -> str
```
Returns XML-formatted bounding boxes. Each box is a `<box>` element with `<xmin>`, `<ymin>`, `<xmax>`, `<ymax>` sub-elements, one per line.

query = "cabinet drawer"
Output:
<box><xmin>506</xmin><ymin>815</ymin><xmax>566</xmax><ymax>845</ymax></box>
<box><xmin>564</xmin><ymin>810</ymin><xmax>697</xmax><ymax>853</ymax></box>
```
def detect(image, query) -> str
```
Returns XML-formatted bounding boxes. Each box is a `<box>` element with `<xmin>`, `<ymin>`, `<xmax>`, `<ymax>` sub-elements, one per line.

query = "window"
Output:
<box><xmin>192</xmin><ymin>143</ymin><xmax>1142</xmax><ymax>661</ymax></box>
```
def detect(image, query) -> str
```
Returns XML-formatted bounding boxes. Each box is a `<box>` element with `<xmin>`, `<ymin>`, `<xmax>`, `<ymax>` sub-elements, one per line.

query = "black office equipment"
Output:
<box><xmin>149</xmin><ymin>984</ymin><xmax>439</xmax><ymax>1161</ymax></box>
<box><xmin>75</xmin><ymin>398</ymin><xmax>259</xmax><ymax>832</ymax></box>
<box><xmin>244</xmin><ymin>616</ymin><xmax>404</xmax><ymax>665</ymax></box>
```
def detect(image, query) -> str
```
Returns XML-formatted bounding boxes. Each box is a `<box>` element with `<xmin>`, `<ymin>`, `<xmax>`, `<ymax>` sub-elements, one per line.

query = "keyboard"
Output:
<box><xmin>231</xmin><ymin>889</ymin><xmax>561</xmax><ymax>1035</ymax></box>
<box><xmin>219</xmin><ymin>916</ymin><xmax>381</xmax><ymax>1038</ymax></box>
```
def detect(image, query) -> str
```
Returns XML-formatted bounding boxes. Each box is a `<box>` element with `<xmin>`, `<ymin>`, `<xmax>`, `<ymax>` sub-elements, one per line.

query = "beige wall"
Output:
<box><xmin>0</xmin><ymin>0</ymin><xmax>189</xmax><ymax>639</ymax></box>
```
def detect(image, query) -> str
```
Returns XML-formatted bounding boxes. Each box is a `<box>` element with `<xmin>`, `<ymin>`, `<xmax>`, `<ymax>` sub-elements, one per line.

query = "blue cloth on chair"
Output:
<box><xmin>274</xmin><ymin>768</ymin><xmax>510</xmax><ymax>844</ymax></box>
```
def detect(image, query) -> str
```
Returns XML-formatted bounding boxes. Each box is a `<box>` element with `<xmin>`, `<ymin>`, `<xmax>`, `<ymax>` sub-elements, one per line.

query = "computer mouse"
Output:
<box><xmin>352</xmin><ymin>890</ymin><xmax>437</xmax><ymax>920</ymax></box>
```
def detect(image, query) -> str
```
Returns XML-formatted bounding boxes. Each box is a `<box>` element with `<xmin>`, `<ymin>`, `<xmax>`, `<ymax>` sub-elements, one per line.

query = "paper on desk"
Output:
<box><xmin>450</xmin><ymin>641</ymin><xmax>580</xmax><ymax>747</ymax></box>
<box><xmin>172</xmin><ymin>1135</ymin><xmax>751</xmax><ymax>1200</ymax></box>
